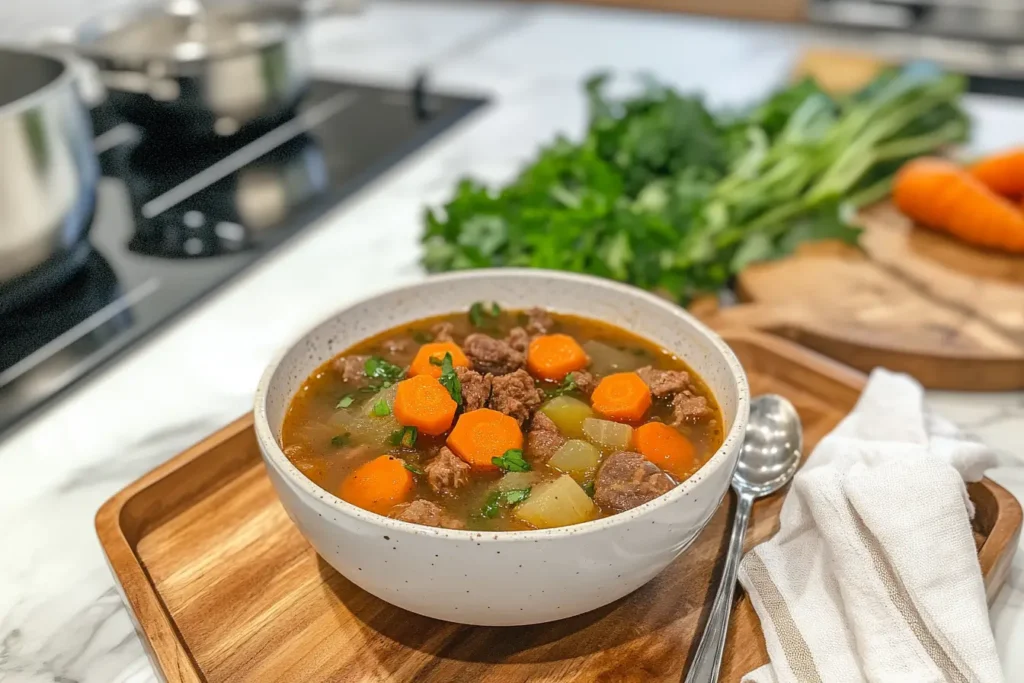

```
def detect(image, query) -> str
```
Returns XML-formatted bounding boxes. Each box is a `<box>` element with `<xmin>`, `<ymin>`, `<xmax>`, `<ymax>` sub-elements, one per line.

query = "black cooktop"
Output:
<box><xmin>0</xmin><ymin>77</ymin><xmax>486</xmax><ymax>437</ymax></box>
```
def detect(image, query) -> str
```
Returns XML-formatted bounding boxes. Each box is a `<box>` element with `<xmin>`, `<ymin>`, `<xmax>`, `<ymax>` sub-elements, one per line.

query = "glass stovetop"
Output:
<box><xmin>0</xmin><ymin>77</ymin><xmax>486</xmax><ymax>437</ymax></box>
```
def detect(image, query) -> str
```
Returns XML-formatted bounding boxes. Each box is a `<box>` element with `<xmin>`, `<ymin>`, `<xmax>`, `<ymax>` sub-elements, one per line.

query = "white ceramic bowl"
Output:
<box><xmin>254</xmin><ymin>269</ymin><xmax>749</xmax><ymax>625</ymax></box>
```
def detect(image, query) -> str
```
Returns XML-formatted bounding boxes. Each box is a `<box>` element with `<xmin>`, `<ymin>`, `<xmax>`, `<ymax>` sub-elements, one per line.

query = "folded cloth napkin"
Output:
<box><xmin>739</xmin><ymin>368</ymin><xmax>1004</xmax><ymax>683</ymax></box>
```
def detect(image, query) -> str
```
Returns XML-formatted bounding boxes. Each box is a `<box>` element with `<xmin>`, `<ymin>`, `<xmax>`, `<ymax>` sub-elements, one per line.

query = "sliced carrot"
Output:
<box><xmin>970</xmin><ymin>148</ymin><xmax>1024</xmax><ymax>197</ymax></box>
<box><xmin>339</xmin><ymin>455</ymin><xmax>413</xmax><ymax>515</ymax></box>
<box><xmin>527</xmin><ymin>334</ymin><xmax>589</xmax><ymax>381</ymax></box>
<box><xmin>633</xmin><ymin>422</ymin><xmax>696</xmax><ymax>480</ymax></box>
<box><xmin>393</xmin><ymin>374</ymin><xmax>458</xmax><ymax>436</ymax></box>
<box><xmin>409</xmin><ymin>342</ymin><xmax>469</xmax><ymax>379</ymax></box>
<box><xmin>446</xmin><ymin>408</ymin><xmax>523</xmax><ymax>470</ymax></box>
<box><xmin>893</xmin><ymin>157</ymin><xmax>1024</xmax><ymax>253</ymax></box>
<box><xmin>590</xmin><ymin>372</ymin><xmax>652</xmax><ymax>423</ymax></box>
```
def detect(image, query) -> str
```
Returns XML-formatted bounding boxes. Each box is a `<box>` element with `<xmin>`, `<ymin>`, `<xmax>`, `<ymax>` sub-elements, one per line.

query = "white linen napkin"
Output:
<box><xmin>739</xmin><ymin>368</ymin><xmax>1004</xmax><ymax>683</ymax></box>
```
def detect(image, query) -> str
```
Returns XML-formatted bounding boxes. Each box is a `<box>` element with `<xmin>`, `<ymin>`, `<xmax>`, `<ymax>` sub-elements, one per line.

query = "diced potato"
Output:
<box><xmin>540</xmin><ymin>396</ymin><xmax>594</xmax><ymax>439</ymax></box>
<box><xmin>583</xmin><ymin>340</ymin><xmax>646</xmax><ymax>375</ymax></box>
<box><xmin>331</xmin><ymin>398</ymin><xmax>400</xmax><ymax>446</ymax></box>
<box><xmin>496</xmin><ymin>471</ymin><xmax>539</xmax><ymax>492</ymax></box>
<box><xmin>363</xmin><ymin>384</ymin><xmax>398</xmax><ymax>416</ymax></box>
<box><xmin>515</xmin><ymin>475</ymin><xmax>596</xmax><ymax>529</ymax></box>
<box><xmin>547</xmin><ymin>439</ymin><xmax>601</xmax><ymax>483</ymax></box>
<box><xmin>582</xmin><ymin>417</ymin><xmax>633</xmax><ymax>451</ymax></box>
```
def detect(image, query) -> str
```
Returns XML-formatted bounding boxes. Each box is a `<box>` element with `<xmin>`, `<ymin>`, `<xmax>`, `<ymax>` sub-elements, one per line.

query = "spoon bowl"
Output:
<box><xmin>736</xmin><ymin>394</ymin><xmax>803</xmax><ymax>497</ymax></box>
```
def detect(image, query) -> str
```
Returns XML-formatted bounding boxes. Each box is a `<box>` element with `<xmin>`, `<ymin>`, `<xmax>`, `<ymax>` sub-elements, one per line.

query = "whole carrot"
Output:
<box><xmin>892</xmin><ymin>157</ymin><xmax>1024</xmax><ymax>253</ymax></box>
<box><xmin>969</xmin><ymin>148</ymin><xmax>1024</xmax><ymax>197</ymax></box>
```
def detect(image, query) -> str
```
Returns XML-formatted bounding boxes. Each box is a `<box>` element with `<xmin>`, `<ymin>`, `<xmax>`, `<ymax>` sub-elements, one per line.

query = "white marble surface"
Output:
<box><xmin>2</xmin><ymin>2</ymin><xmax>1023</xmax><ymax>681</ymax></box>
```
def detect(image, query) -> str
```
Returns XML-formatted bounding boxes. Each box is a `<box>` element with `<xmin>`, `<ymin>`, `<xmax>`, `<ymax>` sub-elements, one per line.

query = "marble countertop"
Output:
<box><xmin>2</xmin><ymin>2</ymin><xmax>1023</xmax><ymax>681</ymax></box>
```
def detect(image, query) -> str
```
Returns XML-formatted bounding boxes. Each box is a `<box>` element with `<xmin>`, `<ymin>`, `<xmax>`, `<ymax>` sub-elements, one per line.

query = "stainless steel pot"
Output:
<box><xmin>75</xmin><ymin>0</ymin><xmax>348</xmax><ymax>138</ymax></box>
<box><xmin>0</xmin><ymin>47</ymin><xmax>99</xmax><ymax>297</ymax></box>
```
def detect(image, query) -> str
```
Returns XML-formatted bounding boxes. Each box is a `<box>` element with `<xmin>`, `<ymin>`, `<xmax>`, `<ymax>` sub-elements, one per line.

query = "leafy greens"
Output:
<box><xmin>422</xmin><ymin>64</ymin><xmax>967</xmax><ymax>301</ymax></box>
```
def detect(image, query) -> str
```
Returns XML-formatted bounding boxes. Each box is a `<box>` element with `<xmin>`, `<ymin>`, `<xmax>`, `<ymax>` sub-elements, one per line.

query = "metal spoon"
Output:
<box><xmin>684</xmin><ymin>394</ymin><xmax>803</xmax><ymax>683</ymax></box>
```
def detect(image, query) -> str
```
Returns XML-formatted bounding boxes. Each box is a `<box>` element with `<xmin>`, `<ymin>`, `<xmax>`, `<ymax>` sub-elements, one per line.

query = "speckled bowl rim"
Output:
<box><xmin>254</xmin><ymin>269</ymin><xmax>750</xmax><ymax>543</ymax></box>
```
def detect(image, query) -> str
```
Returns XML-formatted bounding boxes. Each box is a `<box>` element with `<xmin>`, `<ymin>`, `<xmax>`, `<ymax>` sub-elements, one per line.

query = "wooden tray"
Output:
<box><xmin>96</xmin><ymin>331</ymin><xmax>1022</xmax><ymax>683</ymax></box>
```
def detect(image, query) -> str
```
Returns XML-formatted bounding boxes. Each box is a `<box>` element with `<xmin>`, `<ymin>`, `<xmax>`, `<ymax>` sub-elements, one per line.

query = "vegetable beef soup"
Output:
<box><xmin>281</xmin><ymin>305</ymin><xmax>723</xmax><ymax>531</ymax></box>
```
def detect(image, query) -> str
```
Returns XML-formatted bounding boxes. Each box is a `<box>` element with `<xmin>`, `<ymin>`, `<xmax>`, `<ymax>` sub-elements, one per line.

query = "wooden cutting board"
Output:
<box><xmin>700</xmin><ymin>50</ymin><xmax>1024</xmax><ymax>390</ymax></box>
<box><xmin>95</xmin><ymin>332</ymin><xmax>1022</xmax><ymax>682</ymax></box>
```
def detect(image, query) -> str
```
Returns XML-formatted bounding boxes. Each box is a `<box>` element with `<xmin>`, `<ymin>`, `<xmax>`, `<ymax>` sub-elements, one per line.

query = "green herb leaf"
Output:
<box><xmin>481</xmin><ymin>491</ymin><xmax>502</xmax><ymax>518</ymax></box>
<box><xmin>437</xmin><ymin>352</ymin><xmax>462</xmax><ymax>404</ymax></box>
<box><xmin>479</xmin><ymin>487</ymin><xmax>532</xmax><ymax>518</ymax></box>
<box><xmin>372</xmin><ymin>398</ymin><xmax>391</xmax><ymax>417</ymax></box>
<box><xmin>364</xmin><ymin>357</ymin><xmax>405</xmax><ymax>383</ymax></box>
<box><xmin>336</xmin><ymin>394</ymin><xmax>355</xmax><ymax>409</ymax></box>
<box><xmin>582</xmin><ymin>481</ymin><xmax>596</xmax><ymax>497</ymax></box>
<box><xmin>491</xmin><ymin>448</ymin><xmax>530</xmax><ymax>472</ymax></box>
<box><xmin>502</xmin><ymin>487</ymin><xmax>531</xmax><ymax>505</ymax></box>
<box><xmin>546</xmin><ymin>373</ymin><xmax>578</xmax><ymax>399</ymax></box>
<box><xmin>412</xmin><ymin>331</ymin><xmax>434</xmax><ymax>344</ymax></box>
<box><xmin>331</xmin><ymin>433</ymin><xmax>351</xmax><ymax>447</ymax></box>
<box><xmin>402</xmin><ymin>460</ymin><xmax>425</xmax><ymax>475</ymax></box>
<box><xmin>469</xmin><ymin>301</ymin><xmax>502</xmax><ymax>328</ymax></box>
<box><xmin>429</xmin><ymin>356</ymin><xmax>445</xmax><ymax>367</ymax></box>
<box><xmin>389</xmin><ymin>426</ymin><xmax>418</xmax><ymax>448</ymax></box>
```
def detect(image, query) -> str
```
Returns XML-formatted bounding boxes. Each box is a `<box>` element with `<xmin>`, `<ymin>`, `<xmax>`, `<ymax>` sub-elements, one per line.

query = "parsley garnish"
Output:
<box><xmin>437</xmin><ymin>352</ymin><xmax>462</xmax><ymax>404</ymax></box>
<box><xmin>545</xmin><ymin>373</ymin><xmax>577</xmax><ymax>399</ymax></box>
<box><xmin>372</xmin><ymin>398</ymin><xmax>391</xmax><ymax>417</ymax></box>
<box><xmin>364</xmin><ymin>357</ymin><xmax>405</xmax><ymax>383</ymax></box>
<box><xmin>481</xmin><ymin>487</ymin><xmax>532</xmax><ymax>518</ymax></box>
<box><xmin>582</xmin><ymin>481</ymin><xmax>595</xmax><ymax>497</ymax></box>
<box><xmin>491</xmin><ymin>448</ymin><xmax>530</xmax><ymax>472</ymax></box>
<box><xmin>330</xmin><ymin>432</ymin><xmax>351</xmax><ymax>447</ymax></box>
<box><xmin>389</xmin><ymin>426</ymin><xmax>418</xmax><ymax>447</ymax></box>
<box><xmin>429</xmin><ymin>356</ymin><xmax>444</xmax><ymax>367</ymax></box>
<box><xmin>336</xmin><ymin>394</ymin><xmax>355</xmax><ymax>409</ymax></box>
<box><xmin>402</xmin><ymin>460</ymin><xmax>425</xmax><ymax>475</ymax></box>
<box><xmin>469</xmin><ymin>301</ymin><xmax>502</xmax><ymax>328</ymax></box>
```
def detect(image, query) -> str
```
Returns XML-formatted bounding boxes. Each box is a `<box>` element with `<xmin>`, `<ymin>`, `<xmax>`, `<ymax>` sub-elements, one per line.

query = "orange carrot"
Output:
<box><xmin>339</xmin><ymin>455</ymin><xmax>413</xmax><ymax>515</ymax></box>
<box><xmin>527</xmin><ymin>334</ymin><xmax>589</xmax><ymax>381</ymax></box>
<box><xmin>393</xmin><ymin>375</ymin><xmax>458</xmax><ymax>436</ymax></box>
<box><xmin>590</xmin><ymin>372</ymin><xmax>652</xmax><ymax>423</ymax></box>
<box><xmin>893</xmin><ymin>157</ymin><xmax>1024</xmax><ymax>253</ymax></box>
<box><xmin>409</xmin><ymin>342</ymin><xmax>469</xmax><ymax>379</ymax></box>
<box><xmin>633</xmin><ymin>422</ymin><xmax>696</xmax><ymax>480</ymax></box>
<box><xmin>970</xmin><ymin>148</ymin><xmax>1024</xmax><ymax>197</ymax></box>
<box><xmin>446</xmin><ymin>408</ymin><xmax>523</xmax><ymax>470</ymax></box>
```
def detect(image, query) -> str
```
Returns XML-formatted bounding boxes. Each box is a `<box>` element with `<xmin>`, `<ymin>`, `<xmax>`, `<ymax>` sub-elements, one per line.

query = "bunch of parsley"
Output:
<box><xmin>422</xmin><ymin>63</ymin><xmax>967</xmax><ymax>302</ymax></box>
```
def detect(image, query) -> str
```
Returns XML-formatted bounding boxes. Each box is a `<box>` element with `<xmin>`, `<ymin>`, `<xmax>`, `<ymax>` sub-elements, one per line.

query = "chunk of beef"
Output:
<box><xmin>525</xmin><ymin>307</ymin><xmax>555</xmax><ymax>335</ymax></box>
<box><xmin>636</xmin><ymin>366</ymin><xmax>692</xmax><ymax>398</ymax></box>
<box><xmin>455</xmin><ymin>366</ymin><xmax>492</xmax><ymax>412</ymax></box>
<box><xmin>525</xmin><ymin>412</ymin><xmax>566</xmax><ymax>463</ymax></box>
<box><xmin>463</xmin><ymin>333</ymin><xmax>525</xmax><ymax>376</ymax></box>
<box><xmin>671</xmin><ymin>393</ymin><xmax>712</xmax><ymax>425</ymax></box>
<box><xmin>391</xmin><ymin>499</ymin><xmax>464</xmax><ymax>529</ymax></box>
<box><xmin>431</xmin><ymin>321</ymin><xmax>455</xmax><ymax>343</ymax></box>
<box><xmin>424</xmin><ymin>447</ymin><xmax>472</xmax><ymax>496</ymax></box>
<box><xmin>331</xmin><ymin>355</ymin><xmax>369</xmax><ymax>384</ymax></box>
<box><xmin>489</xmin><ymin>369</ymin><xmax>543</xmax><ymax>424</ymax></box>
<box><xmin>594</xmin><ymin>451</ymin><xmax>676</xmax><ymax>513</ymax></box>
<box><xmin>567</xmin><ymin>370</ymin><xmax>597</xmax><ymax>395</ymax></box>
<box><xmin>506</xmin><ymin>326</ymin><xmax>530</xmax><ymax>354</ymax></box>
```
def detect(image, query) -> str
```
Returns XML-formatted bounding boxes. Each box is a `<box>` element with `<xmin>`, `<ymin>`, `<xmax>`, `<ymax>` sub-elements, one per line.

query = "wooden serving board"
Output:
<box><xmin>96</xmin><ymin>332</ymin><xmax>1022</xmax><ymax>683</ymax></box>
<box><xmin>700</xmin><ymin>50</ymin><xmax>1024</xmax><ymax>391</ymax></box>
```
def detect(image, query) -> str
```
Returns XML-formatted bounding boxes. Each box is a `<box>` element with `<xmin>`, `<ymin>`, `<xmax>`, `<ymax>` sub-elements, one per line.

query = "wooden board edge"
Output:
<box><xmin>95</xmin><ymin>414</ymin><xmax>256</xmax><ymax>683</ymax></box>
<box><xmin>976</xmin><ymin>478</ymin><xmax>1024</xmax><ymax>604</ymax></box>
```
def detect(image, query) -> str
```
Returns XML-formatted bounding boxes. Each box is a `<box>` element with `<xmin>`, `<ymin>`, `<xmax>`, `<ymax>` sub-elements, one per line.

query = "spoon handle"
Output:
<box><xmin>684</xmin><ymin>489</ymin><xmax>756</xmax><ymax>683</ymax></box>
